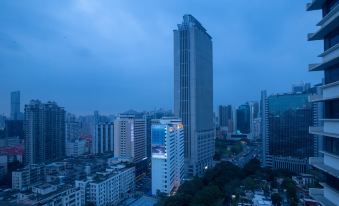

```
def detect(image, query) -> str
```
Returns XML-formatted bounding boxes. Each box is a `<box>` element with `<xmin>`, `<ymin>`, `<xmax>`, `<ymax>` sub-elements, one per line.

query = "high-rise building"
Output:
<box><xmin>114</xmin><ymin>114</ymin><xmax>146</xmax><ymax>163</ymax></box>
<box><xmin>307</xmin><ymin>1</ymin><xmax>339</xmax><ymax>204</ymax></box>
<box><xmin>10</xmin><ymin>91</ymin><xmax>21</xmax><ymax>120</ymax></box>
<box><xmin>92</xmin><ymin>122</ymin><xmax>114</xmax><ymax>154</ymax></box>
<box><xmin>236</xmin><ymin>104</ymin><xmax>251</xmax><ymax>135</ymax></box>
<box><xmin>262</xmin><ymin>93</ymin><xmax>315</xmax><ymax>173</ymax></box>
<box><xmin>24</xmin><ymin>100</ymin><xmax>65</xmax><ymax>165</ymax></box>
<box><xmin>174</xmin><ymin>14</ymin><xmax>214</xmax><ymax>177</ymax></box>
<box><xmin>151</xmin><ymin>118</ymin><xmax>184</xmax><ymax>195</ymax></box>
<box><xmin>292</xmin><ymin>82</ymin><xmax>311</xmax><ymax>93</ymax></box>
<box><xmin>5</xmin><ymin>119</ymin><xmax>24</xmax><ymax>139</ymax></box>
<box><xmin>65</xmin><ymin>113</ymin><xmax>80</xmax><ymax>142</ymax></box>
<box><xmin>218</xmin><ymin>105</ymin><xmax>233</xmax><ymax>133</ymax></box>
<box><xmin>261</xmin><ymin>90</ymin><xmax>268</xmax><ymax>166</ymax></box>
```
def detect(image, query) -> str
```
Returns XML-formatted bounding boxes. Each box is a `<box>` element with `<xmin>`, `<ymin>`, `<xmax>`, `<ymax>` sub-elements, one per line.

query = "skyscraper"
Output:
<box><xmin>24</xmin><ymin>100</ymin><xmax>65</xmax><ymax>165</ymax></box>
<box><xmin>218</xmin><ymin>105</ymin><xmax>233</xmax><ymax>133</ymax></box>
<box><xmin>307</xmin><ymin>1</ymin><xmax>339</xmax><ymax>204</ymax></box>
<box><xmin>151</xmin><ymin>118</ymin><xmax>184</xmax><ymax>195</ymax></box>
<box><xmin>174</xmin><ymin>15</ymin><xmax>214</xmax><ymax>176</ymax></box>
<box><xmin>236</xmin><ymin>104</ymin><xmax>251</xmax><ymax>135</ymax></box>
<box><xmin>10</xmin><ymin>91</ymin><xmax>20</xmax><ymax>120</ymax></box>
<box><xmin>262</xmin><ymin>92</ymin><xmax>315</xmax><ymax>173</ymax></box>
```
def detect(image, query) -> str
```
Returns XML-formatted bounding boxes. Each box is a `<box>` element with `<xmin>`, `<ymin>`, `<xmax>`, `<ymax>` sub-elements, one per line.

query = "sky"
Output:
<box><xmin>0</xmin><ymin>0</ymin><xmax>323</xmax><ymax>115</ymax></box>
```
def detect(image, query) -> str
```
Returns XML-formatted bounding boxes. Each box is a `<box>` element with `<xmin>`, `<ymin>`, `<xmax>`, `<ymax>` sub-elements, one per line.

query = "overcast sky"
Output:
<box><xmin>0</xmin><ymin>0</ymin><xmax>322</xmax><ymax>115</ymax></box>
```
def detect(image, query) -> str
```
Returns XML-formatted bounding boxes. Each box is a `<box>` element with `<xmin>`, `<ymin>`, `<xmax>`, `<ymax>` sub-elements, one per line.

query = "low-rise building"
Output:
<box><xmin>75</xmin><ymin>163</ymin><xmax>135</xmax><ymax>206</ymax></box>
<box><xmin>12</xmin><ymin>164</ymin><xmax>45</xmax><ymax>191</ymax></box>
<box><xmin>15</xmin><ymin>183</ymin><xmax>81</xmax><ymax>206</ymax></box>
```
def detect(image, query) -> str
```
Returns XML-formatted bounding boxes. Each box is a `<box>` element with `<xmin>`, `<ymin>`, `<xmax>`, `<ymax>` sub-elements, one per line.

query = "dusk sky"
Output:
<box><xmin>0</xmin><ymin>0</ymin><xmax>322</xmax><ymax>115</ymax></box>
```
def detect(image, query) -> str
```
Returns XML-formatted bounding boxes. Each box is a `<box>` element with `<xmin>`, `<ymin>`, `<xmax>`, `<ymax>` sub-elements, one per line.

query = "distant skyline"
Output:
<box><xmin>0</xmin><ymin>0</ymin><xmax>322</xmax><ymax>115</ymax></box>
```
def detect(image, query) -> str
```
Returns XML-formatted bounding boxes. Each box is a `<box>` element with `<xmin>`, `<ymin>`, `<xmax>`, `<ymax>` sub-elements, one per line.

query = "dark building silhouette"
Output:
<box><xmin>24</xmin><ymin>100</ymin><xmax>65</xmax><ymax>165</ymax></box>
<box><xmin>5</xmin><ymin>120</ymin><xmax>23</xmax><ymax>139</ymax></box>
<box><xmin>236</xmin><ymin>104</ymin><xmax>250</xmax><ymax>134</ymax></box>
<box><xmin>218</xmin><ymin>105</ymin><xmax>233</xmax><ymax>133</ymax></box>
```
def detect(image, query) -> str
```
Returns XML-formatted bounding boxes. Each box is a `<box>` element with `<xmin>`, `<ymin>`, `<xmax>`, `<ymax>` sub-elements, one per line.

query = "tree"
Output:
<box><xmin>191</xmin><ymin>185</ymin><xmax>223</xmax><ymax>206</ymax></box>
<box><xmin>271</xmin><ymin>193</ymin><xmax>282</xmax><ymax>206</ymax></box>
<box><xmin>243</xmin><ymin>158</ymin><xmax>261</xmax><ymax>176</ymax></box>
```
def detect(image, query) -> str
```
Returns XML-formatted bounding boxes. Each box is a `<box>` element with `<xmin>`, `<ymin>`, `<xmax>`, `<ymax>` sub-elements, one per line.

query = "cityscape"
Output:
<box><xmin>0</xmin><ymin>1</ymin><xmax>338</xmax><ymax>206</ymax></box>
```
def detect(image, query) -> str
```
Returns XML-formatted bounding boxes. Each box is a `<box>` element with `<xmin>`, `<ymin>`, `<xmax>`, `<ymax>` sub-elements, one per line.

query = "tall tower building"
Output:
<box><xmin>307</xmin><ymin>1</ymin><xmax>339</xmax><ymax>205</ymax></box>
<box><xmin>262</xmin><ymin>93</ymin><xmax>315</xmax><ymax>173</ymax></box>
<box><xmin>10</xmin><ymin>91</ymin><xmax>20</xmax><ymax>120</ymax></box>
<box><xmin>218</xmin><ymin>105</ymin><xmax>233</xmax><ymax>133</ymax></box>
<box><xmin>151</xmin><ymin>118</ymin><xmax>184</xmax><ymax>195</ymax></box>
<box><xmin>24</xmin><ymin>100</ymin><xmax>65</xmax><ymax>165</ymax></box>
<box><xmin>236</xmin><ymin>103</ymin><xmax>251</xmax><ymax>135</ymax></box>
<box><xmin>114</xmin><ymin>114</ymin><xmax>146</xmax><ymax>163</ymax></box>
<box><xmin>174</xmin><ymin>15</ymin><xmax>214</xmax><ymax>177</ymax></box>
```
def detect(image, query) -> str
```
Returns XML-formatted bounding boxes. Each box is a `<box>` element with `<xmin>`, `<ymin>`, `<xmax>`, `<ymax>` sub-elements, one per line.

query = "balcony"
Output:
<box><xmin>309</xmin><ymin>124</ymin><xmax>339</xmax><ymax>138</ymax></box>
<box><xmin>306</xmin><ymin>0</ymin><xmax>325</xmax><ymax>11</ymax></box>
<box><xmin>308</xmin><ymin>55</ymin><xmax>339</xmax><ymax>71</ymax></box>
<box><xmin>309</xmin><ymin>157</ymin><xmax>339</xmax><ymax>178</ymax></box>
<box><xmin>308</xmin><ymin>4</ymin><xmax>339</xmax><ymax>41</ymax></box>
<box><xmin>309</xmin><ymin>187</ymin><xmax>337</xmax><ymax>206</ymax></box>
<box><xmin>309</xmin><ymin>81</ymin><xmax>339</xmax><ymax>101</ymax></box>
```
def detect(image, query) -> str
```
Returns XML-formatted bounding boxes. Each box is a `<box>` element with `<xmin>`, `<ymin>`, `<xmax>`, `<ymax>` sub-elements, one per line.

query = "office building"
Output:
<box><xmin>218</xmin><ymin>105</ymin><xmax>233</xmax><ymax>134</ymax></box>
<box><xmin>307</xmin><ymin>0</ymin><xmax>339</xmax><ymax>205</ymax></box>
<box><xmin>10</xmin><ymin>91</ymin><xmax>21</xmax><ymax>120</ymax></box>
<box><xmin>236</xmin><ymin>103</ymin><xmax>251</xmax><ymax>135</ymax></box>
<box><xmin>114</xmin><ymin>114</ymin><xmax>146</xmax><ymax>163</ymax></box>
<box><xmin>174</xmin><ymin>14</ymin><xmax>214</xmax><ymax>176</ymax></box>
<box><xmin>151</xmin><ymin>118</ymin><xmax>184</xmax><ymax>195</ymax></box>
<box><xmin>92</xmin><ymin>122</ymin><xmax>114</xmax><ymax>154</ymax></box>
<box><xmin>24</xmin><ymin>100</ymin><xmax>65</xmax><ymax>165</ymax></box>
<box><xmin>75</xmin><ymin>163</ymin><xmax>135</xmax><ymax>206</ymax></box>
<box><xmin>262</xmin><ymin>92</ymin><xmax>315</xmax><ymax>173</ymax></box>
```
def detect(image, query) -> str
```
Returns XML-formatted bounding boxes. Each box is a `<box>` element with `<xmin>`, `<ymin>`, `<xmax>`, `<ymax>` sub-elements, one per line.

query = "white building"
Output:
<box><xmin>114</xmin><ymin>115</ymin><xmax>146</xmax><ymax>163</ymax></box>
<box><xmin>12</xmin><ymin>164</ymin><xmax>45</xmax><ymax>191</ymax></box>
<box><xmin>92</xmin><ymin>122</ymin><xmax>114</xmax><ymax>154</ymax></box>
<box><xmin>75</xmin><ymin>164</ymin><xmax>135</xmax><ymax>206</ymax></box>
<box><xmin>16</xmin><ymin>183</ymin><xmax>81</xmax><ymax>206</ymax></box>
<box><xmin>151</xmin><ymin>118</ymin><xmax>184</xmax><ymax>195</ymax></box>
<box><xmin>66</xmin><ymin>139</ymin><xmax>86</xmax><ymax>157</ymax></box>
<box><xmin>307</xmin><ymin>0</ymin><xmax>339</xmax><ymax>205</ymax></box>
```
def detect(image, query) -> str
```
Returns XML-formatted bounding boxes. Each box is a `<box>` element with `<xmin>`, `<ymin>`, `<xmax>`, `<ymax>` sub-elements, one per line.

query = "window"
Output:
<box><xmin>324</xmin><ymin>99</ymin><xmax>339</xmax><ymax>119</ymax></box>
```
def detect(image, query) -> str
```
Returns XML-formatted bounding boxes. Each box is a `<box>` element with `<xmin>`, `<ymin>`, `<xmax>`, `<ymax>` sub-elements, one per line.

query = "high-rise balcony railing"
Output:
<box><xmin>308</xmin><ymin>4</ymin><xmax>339</xmax><ymax>41</ymax></box>
<box><xmin>309</xmin><ymin>156</ymin><xmax>339</xmax><ymax>178</ymax></box>
<box><xmin>309</xmin><ymin>81</ymin><xmax>339</xmax><ymax>101</ymax></box>
<box><xmin>309</xmin><ymin>187</ymin><xmax>337</xmax><ymax>206</ymax></box>
<box><xmin>309</xmin><ymin>123</ymin><xmax>339</xmax><ymax>138</ymax></box>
